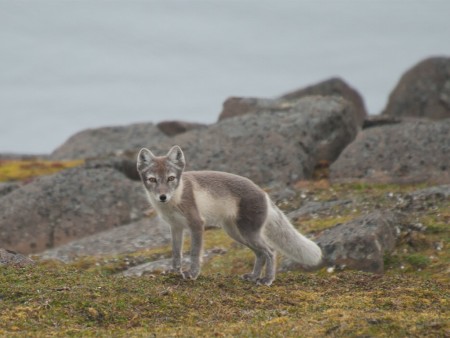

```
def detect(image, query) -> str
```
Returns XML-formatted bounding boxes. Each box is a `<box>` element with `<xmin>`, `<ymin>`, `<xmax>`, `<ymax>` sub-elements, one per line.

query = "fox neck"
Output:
<box><xmin>171</xmin><ymin>175</ymin><xmax>184</xmax><ymax>204</ymax></box>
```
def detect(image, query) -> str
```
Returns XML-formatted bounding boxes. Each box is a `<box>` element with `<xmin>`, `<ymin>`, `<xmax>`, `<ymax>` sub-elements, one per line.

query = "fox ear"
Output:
<box><xmin>137</xmin><ymin>148</ymin><xmax>155</xmax><ymax>171</ymax></box>
<box><xmin>166</xmin><ymin>145</ymin><xmax>185</xmax><ymax>170</ymax></box>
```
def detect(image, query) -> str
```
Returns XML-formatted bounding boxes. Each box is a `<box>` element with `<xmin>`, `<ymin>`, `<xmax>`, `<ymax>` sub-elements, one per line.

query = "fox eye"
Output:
<box><xmin>167</xmin><ymin>176</ymin><xmax>176</xmax><ymax>182</ymax></box>
<box><xmin>147</xmin><ymin>177</ymin><xmax>157</xmax><ymax>183</ymax></box>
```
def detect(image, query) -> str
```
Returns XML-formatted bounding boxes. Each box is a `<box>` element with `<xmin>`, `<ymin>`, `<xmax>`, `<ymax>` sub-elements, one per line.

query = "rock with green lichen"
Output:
<box><xmin>37</xmin><ymin>217</ymin><xmax>171</xmax><ymax>263</ymax></box>
<box><xmin>0</xmin><ymin>166</ymin><xmax>148</xmax><ymax>254</ymax></box>
<box><xmin>314</xmin><ymin>211</ymin><xmax>400</xmax><ymax>273</ymax></box>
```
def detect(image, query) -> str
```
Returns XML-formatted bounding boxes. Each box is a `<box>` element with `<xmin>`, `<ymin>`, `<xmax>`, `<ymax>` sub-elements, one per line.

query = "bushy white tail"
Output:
<box><xmin>262</xmin><ymin>197</ymin><xmax>322</xmax><ymax>267</ymax></box>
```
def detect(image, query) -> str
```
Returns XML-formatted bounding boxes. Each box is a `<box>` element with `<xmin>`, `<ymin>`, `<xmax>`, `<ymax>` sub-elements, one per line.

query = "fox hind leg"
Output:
<box><xmin>241</xmin><ymin>251</ymin><xmax>266</xmax><ymax>282</ymax></box>
<box><xmin>242</xmin><ymin>236</ymin><xmax>276</xmax><ymax>286</ymax></box>
<box><xmin>222</xmin><ymin>221</ymin><xmax>272</xmax><ymax>284</ymax></box>
<box><xmin>236</xmin><ymin>202</ymin><xmax>275</xmax><ymax>285</ymax></box>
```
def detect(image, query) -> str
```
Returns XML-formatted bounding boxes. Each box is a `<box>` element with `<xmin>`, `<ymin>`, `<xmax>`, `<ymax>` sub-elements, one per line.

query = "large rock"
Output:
<box><xmin>38</xmin><ymin>217</ymin><xmax>171</xmax><ymax>262</ymax></box>
<box><xmin>315</xmin><ymin>211</ymin><xmax>399</xmax><ymax>273</ymax></box>
<box><xmin>330</xmin><ymin>119</ymin><xmax>450</xmax><ymax>184</ymax></box>
<box><xmin>382</xmin><ymin>57</ymin><xmax>450</xmax><ymax>119</ymax></box>
<box><xmin>156</xmin><ymin>96</ymin><xmax>359</xmax><ymax>186</ymax></box>
<box><xmin>0</xmin><ymin>166</ymin><xmax>148</xmax><ymax>254</ymax></box>
<box><xmin>280</xmin><ymin>77</ymin><xmax>367</xmax><ymax>125</ymax></box>
<box><xmin>51</xmin><ymin>122</ymin><xmax>168</xmax><ymax>160</ymax></box>
<box><xmin>218</xmin><ymin>78</ymin><xmax>367</xmax><ymax>125</ymax></box>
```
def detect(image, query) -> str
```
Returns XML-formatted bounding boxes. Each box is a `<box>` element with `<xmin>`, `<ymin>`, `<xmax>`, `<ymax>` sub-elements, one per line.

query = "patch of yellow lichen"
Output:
<box><xmin>0</xmin><ymin>159</ymin><xmax>83</xmax><ymax>182</ymax></box>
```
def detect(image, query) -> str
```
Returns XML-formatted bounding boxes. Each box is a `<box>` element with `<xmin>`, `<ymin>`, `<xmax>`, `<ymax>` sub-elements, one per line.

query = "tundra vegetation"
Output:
<box><xmin>0</xmin><ymin>162</ymin><xmax>448</xmax><ymax>337</ymax></box>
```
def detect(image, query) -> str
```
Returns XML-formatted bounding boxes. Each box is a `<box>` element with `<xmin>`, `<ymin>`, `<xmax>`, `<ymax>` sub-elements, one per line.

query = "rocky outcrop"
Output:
<box><xmin>382</xmin><ymin>57</ymin><xmax>450</xmax><ymax>119</ymax></box>
<box><xmin>155</xmin><ymin>96</ymin><xmax>359</xmax><ymax>186</ymax></box>
<box><xmin>330</xmin><ymin>119</ymin><xmax>450</xmax><ymax>184</ymax></box>
<box><xmin>38</xmin><ymin>217</ymin><xmax>170</xmax><ymax>262</ymax></box>
<box><xmin>218</xmin><ymin>78</ymin><xmax>367</xmax><ymax>126</ymax></box>
<box><xmin>50</xmin><ymin>122</ymin><xmax>168</xmax><ymax>160</ymax></box>
<box><xmin>0</xmin><ymin>96</ymin><xmax>359</xmax><ymax>255</ymax></box>
<box><xmin>0</xmin><ymin>166</ymin><xmax>148</xmax><ymax>254</ymax></box>
<box><xmin>156</xmin><ymin>120</ymin><xmax>207</xmax><ymax>136</ymax></box>
<box><xmin>315</xmin><ymin>211</ymin><xmax>399</xmax><ymax>273</ymax></box>
<box><xmin>280</xmin><ymin>77</ymin><xmax>367</xmax><ymax>125</ymax></box>
<box><xmin>0</xmin><ymin>248</ymin><xmax>34</xmax><ymax>267</ymax></box>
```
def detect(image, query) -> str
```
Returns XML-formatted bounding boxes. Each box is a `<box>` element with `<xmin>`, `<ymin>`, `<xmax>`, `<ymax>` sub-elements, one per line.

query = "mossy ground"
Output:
<box><xmin>1</xmin><ymin>163</ymin><xmax>449</xmax><ymax>337</ymax></box>
<box><xmin>1</xmin><ymin>263</ymin><xmax>448</xmax><ymax>337</ymax></box>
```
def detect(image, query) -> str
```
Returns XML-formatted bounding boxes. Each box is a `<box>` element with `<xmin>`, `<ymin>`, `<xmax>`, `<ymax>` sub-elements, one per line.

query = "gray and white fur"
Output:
<box><xmin>137</xmin><ymin>145</ymin><xmax>322</xmax><ymax>286</ymax></box>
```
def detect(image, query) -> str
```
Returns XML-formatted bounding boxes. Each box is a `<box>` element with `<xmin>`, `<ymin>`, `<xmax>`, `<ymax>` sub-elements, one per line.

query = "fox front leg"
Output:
<box><xmin>182</xmin><ymin>228</ymin><xmax>203</xmax><ymax>280</ymax></box>
<box><xmin>169</xmin><ymin>224</ymin><xmax>184</xmax><ymax>273</ymax></box>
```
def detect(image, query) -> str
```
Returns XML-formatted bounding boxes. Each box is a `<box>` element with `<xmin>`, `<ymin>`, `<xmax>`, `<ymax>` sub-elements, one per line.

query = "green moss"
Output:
<box><xmin>406</xmin><ymin>254</ymin><xmax>431</xmax><ymax>269</ymax></box>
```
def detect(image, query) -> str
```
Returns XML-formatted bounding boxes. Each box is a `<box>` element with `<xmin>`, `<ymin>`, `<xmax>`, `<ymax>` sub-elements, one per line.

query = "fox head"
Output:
<box><xmin>137</xmin><ymin>145</ymin><xmax>185</xmax><ymax>203</ymax></box>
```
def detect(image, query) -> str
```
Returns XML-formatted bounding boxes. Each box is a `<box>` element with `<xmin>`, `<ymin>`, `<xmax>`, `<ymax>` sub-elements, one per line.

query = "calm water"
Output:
<box><xmin>1</xmin><ymin>1</ymin><xmax>449</xmax><ymax>154</ymax></box>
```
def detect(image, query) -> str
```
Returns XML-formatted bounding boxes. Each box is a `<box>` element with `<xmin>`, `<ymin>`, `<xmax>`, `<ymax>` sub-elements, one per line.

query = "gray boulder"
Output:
<box><xmin>330</xmin><ymin>119</ymin><xmax>450</xmax><ymax>184</ymax></box>
<box><xmin>280</xmin><ymin>77</ymin><xmax>367</xmax><ymax>125</ymax></box>
<box><xmin>300</xmin><ymin>211</ymin><xmax>398</xmax><ymax>274</ymax></box>
<box><xmin>50</xmin><ymin>122</ymin><xmax>168</xmax><ymax>160</ymax></box>
<box><xmin>38</xmin><ymin>217</ymin><xmax>171</xmax><ymax>262</ymax></box>
<box><xmin>382</xmin><ymin>57</ymin><xmax>450</xmax><ymax>119</ymax></box>
<box><xmin>218</xmin><ymin>78</ymin><xmax>367</xmax><ymax>126</ymax></box>
<box><xmin>0</xmin><ymin>166</ymin><xmax>148</xmax><ymax>254</ymax></box>
<box><xmin>155</xmin><ymin>96</ymin><xmax>359</xmax><ymax>186</ymax></box>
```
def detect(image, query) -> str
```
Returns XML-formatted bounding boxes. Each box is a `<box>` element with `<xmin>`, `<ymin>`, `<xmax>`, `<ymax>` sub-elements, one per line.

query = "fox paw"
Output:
<box><xmin>181</xmin><ymin>270</ymin><xmax>199</xmax><ymax>280</ymax></box>
<box><xmin>241</xmin><ymin>273</ymin><xmax>259</xmax><ymax>282</ymax></box>
<box><xmin>256</xmin><ymin>277</ymin><xmax>274</xmax><ymax>286</ymax></box>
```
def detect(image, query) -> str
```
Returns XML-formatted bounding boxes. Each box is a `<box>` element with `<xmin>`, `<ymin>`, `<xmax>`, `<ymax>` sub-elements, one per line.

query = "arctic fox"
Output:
<box><xmin>137</xmin><ymin>145</ymin><xmax>322</xmax><ymax>285</ymax></box>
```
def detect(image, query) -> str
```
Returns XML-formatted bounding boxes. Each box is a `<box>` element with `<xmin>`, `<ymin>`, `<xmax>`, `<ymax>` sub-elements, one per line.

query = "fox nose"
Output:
<box><xmin>159</xmin><ymin>194</ymin><xmax>167</xmax><ymax>202</ymax></box>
